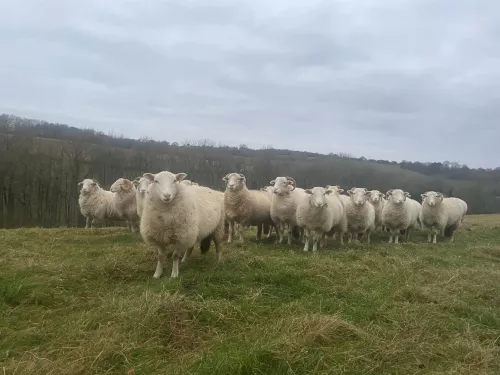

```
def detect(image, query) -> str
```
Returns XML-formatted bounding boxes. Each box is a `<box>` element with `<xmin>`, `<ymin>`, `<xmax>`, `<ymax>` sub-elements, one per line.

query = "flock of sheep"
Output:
<box><xmin>77</xmin><ymin>172</ymin><xmax>468</xmax><ymax>278</ymax></box>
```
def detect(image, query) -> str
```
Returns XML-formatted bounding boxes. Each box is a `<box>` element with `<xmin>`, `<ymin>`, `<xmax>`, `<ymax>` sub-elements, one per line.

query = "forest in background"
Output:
<box><xmin>1</xmin><ymin>113</ymin><xmax>499</xmax><ymax>228</ymax></box>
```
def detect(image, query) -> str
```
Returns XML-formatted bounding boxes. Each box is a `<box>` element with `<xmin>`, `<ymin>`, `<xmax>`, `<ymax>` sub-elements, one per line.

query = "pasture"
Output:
<box><xmin>1</xmin><ymin>215</ymin><xmax>500</xmax><ymax>374</ymax></box>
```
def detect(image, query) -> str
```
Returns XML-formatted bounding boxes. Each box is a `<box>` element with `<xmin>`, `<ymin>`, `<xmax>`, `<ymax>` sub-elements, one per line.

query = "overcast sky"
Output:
<box><xmin>1</xmin><ymin>0</ymin><xmax>499</xmax><ymax>168</ymax></box>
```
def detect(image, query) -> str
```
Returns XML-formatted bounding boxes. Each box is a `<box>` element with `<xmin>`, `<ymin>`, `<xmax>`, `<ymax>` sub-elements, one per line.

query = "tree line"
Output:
<box><xmin>1</xmin><ymin>113</ymin><xmax>499</xmax><ymax>228</ymax></box>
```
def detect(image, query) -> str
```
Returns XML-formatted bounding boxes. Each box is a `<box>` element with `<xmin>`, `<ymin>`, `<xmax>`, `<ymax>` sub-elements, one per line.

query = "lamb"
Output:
<box><xmin>222</xmin><ymin>172</ymin><xmax>275</xmax><ymax>243</ymax></box>
<box><xmin>110</xmin><ymin>178</ymin><xmax>140</xmax><ymax>233</ymax></box>
<box><xmin>296</xmin><ymin>187</ymin><xmax>335</xmax><ymax>252</ymax></box>
<box><xmin>382</xmin><ymin>189</ymin><xmax>421</xmax><ymax>244</ymax></box>
<box><xmin>419</xmin><ymin>191</ymin><xmax>468</xmax><ymax>243</ymax></box>
<box><xmin>367</xmin><ymin>190</ymin><xmax>386</xmax><ymax>230</ymax></box>
<box><xmin>269</xmin><ymin>176</ymin><xmax>305</xmax><ymax>244</ymax></box>
<box><xmin>132</xmin><ymin>176</ymin><xmax>151</xmax><ymax>218</ymax></box>
<box><xmin>140</xmin><ymin>171</ymin><xmax>224</xmax><ymax>278</ymax></box>
<box><xmin>77</xmin><ymin>178</ymin><xmax>121</xmax><ymax>228</ymax></box>
<box><xmin>343</xmin><ymin>188</ymin><xmax>376</xmax><ymax>244</ymax></box>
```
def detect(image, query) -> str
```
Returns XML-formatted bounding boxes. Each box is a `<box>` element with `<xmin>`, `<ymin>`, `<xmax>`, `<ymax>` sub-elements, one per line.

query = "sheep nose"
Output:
<box><xmin>163</xmin><ymin>193</ymin><xmax>171</xmax><ymax>200</ymax></box>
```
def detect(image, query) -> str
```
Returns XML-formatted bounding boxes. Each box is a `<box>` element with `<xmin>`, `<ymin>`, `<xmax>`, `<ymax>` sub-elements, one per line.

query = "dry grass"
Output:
<box><xmin>1</xmin><ymin>215</ymin><xmax>500</xmax><ymax>374</ymax></box>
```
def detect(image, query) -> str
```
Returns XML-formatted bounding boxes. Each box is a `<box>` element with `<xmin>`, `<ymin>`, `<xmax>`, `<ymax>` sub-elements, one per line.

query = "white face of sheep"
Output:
<box><xmin>223</xmin><ymin>173</ymin><xmax>246</xmax><ymax>191</ymax></box>
<box><xmin>270</xmin><ymin>177</ymin><xmax>295</xmax><ymax>195</ymax></box>
<box><xmin>325</xmin><ymin>185</ymin><xmax>344</xmax><ymax>195</ymax></box>
<box><xmin>348</xmin><ymin>188</ymin><xmax>370</xmax><ymax>207</ymax></box>
<box><xmin>421</xmin><ymin>191</ymin><xmax>443</xmax><ymax>207</ymax></box>
<box><xmin>386</xmin><ymin>189</ymin><xmax>410</xmax><ymax>205</ymax></box>
<box><xmin>304</xmin><ymin>187</ymin><xmax>332</xmax><ymax>208</ymax></box>
<box><xmin>367</xmin><ymin>190</ymin><xmax>384</xmax><ymax>204</ymax></box>
<box><xmin>110</xmin><ymin>178</ymin><xmax>134</xmax><ymax>194</ymax></box>
<box><xmin>144</xmin><ymin>171</ymin><xmax>187</xmax><ymax>204</ymax></box>
<box><xmin>78</xmin><ymin>179</ymin><xmax>99</xmax><ymax>195</ymax></box>
<box><xmin>134</xmin><ymin>177</ymin><xmax>151</xmax><ymax>196</ymax></box>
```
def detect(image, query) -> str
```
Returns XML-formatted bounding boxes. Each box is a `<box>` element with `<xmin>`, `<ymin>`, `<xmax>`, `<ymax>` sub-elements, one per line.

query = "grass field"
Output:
<box><xmin>1</xmin><ymin>215</ymin><xmax>500</xmax><ymax>374</ymax></box>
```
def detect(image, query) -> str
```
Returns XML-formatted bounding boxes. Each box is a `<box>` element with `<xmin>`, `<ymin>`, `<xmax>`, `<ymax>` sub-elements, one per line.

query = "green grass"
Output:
<box><xmin>1</xmin><ymin>215</ymin><xmax>500</xmax><ymax>374</ymax></box>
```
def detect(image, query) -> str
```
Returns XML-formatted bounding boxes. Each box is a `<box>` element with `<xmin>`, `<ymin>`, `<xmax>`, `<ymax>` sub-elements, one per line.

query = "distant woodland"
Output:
<box><xmin>1</xmin><ymin>113</ymin><xmax>500</xmax><ymax>228</ymax></box>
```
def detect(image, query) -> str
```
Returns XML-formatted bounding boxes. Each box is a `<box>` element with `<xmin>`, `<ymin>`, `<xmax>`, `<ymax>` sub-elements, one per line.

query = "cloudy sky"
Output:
<box><xmin>1</xmin><ymin>0</ymin><xmax>499</xmax><ymax>168</ymax></box>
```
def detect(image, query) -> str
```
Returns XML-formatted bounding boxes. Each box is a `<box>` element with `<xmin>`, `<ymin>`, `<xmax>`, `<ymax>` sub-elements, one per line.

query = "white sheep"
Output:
<box><xmin>367</xmin><ymin>190</ymin><xmax>386</xmax><ymax>230</ymax></box>
<box><xmin>296</xmin><ymin>187</ymin><xmax>335</xmax><ymax>252</ymax></box>
<box><xmin>382</xmin><ymin>189</ymin><xmax>421</xmax><ymax>244</ymax></box>
<box><xmin>269</xmin><ymin>176</ymin><xmax>305</xmax><ymax>244</ymax></box>
<box><xmin>132</xmin><ymin>176</ymin><xmax>151</xmax><ymax>218</ymax></box>
<box><xmin>222</xmin><ymin>173</ymin><xmax>275</xmax><ymax>243</ymax></box>
<box><xmin>140</xmin><ymin>171</ymin><xmax>224</xmax><ymax>278</ymax></box>
<box><xmin>323</xmin><ymin>185</ymin><xmax>348</xmax><ymax>245</ymax></box>
<box><xmin>343</xmin><ymin>188</ymin><xmax>376</xmax><ymax>244</ymax></box>
<box><xmin>77</xmin><ymin>178</ymin><xmax>121</xmax><ymax>228</ymax></box>
<box><xmin>419</xmin><ymin>191</ymin><xmax>468</xmax><ymax>243</ymax></box>
<box><xmin>110</xmin><ymin>178</ymin><xmax>140</xmax><ymax>233</ymax></box>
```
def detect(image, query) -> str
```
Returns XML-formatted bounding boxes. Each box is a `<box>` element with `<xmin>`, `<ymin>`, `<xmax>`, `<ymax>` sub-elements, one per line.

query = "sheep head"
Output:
<box><xmin>304</xmin><ymin>187</ymin><xmax>332</xmax><ymax>208</ymax></box>
<box><xmin>110</xmin><ymin>178</ymin><xmax>134</xmax><ymax>194</ymax></box>
<box><xmin>348</xmin><ymin>187</ymin><xmax>369</xmax><ymax>207</ymax></box>
<box><xmin>79</xmin><ymin>179</ymin><xmax>99</xmax><ymax>195</ymax></box>
<box><xmin>271</xmin><ymin>176</ymin><xmax>296</xmax><ymax>195</ymax></box>
<box><xmin>367</xmin><ymin>190</ymin><xmax>384</xmax><ymax>203</ymax></box>
<box><xmin>386</xmin><ymin>189</ymin><xmax>409</xmax><ymax>205</ymax></box>
<box><xmin>143</xmin><ymin>171</ymin><xmax>187</xmax><ymax>204</ymax></box>
<box><xmin>421</xmin><ymin>191</ymin><xmax>443</xmax><ymax>207</ymax></box>
<box><xmin>224</xmin><ymin>173</ymin><xmax>246</xmax><ymax>191</ymax></box>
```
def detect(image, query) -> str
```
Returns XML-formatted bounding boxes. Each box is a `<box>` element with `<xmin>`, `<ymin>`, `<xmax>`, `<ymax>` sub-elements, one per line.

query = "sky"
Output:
<box><xmin>1</xmin><ymin>0</ymin><xmax>499</xmax><ymax>168</ymax></box>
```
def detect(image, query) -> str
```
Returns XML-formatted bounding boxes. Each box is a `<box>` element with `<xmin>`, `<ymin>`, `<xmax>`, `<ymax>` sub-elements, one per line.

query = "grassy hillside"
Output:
<box><xmin>1</xmin><ymin>216</ymin><xmax>500</xmax><ymax>374</ymax></box>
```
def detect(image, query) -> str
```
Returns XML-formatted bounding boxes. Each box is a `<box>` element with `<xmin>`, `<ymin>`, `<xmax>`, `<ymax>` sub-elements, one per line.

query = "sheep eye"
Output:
<box><xmin>154</xmin><ymin>180</ymin><xmax>159</xmax><ymax>184</ymax></box>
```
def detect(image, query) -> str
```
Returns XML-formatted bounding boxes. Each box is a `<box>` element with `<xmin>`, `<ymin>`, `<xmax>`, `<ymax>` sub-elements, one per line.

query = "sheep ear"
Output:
<box><xmin>364</xmin><ymin>191</ymin><xmax>371</xmax><ymax>196</ymax></box>
<box><xmin>270</xmin><ymin>180</ymin><xmax>275</xmax><ymax>185</ymax></box>
<box><xmin>347</xmin><ymin>189</ymin><xmax>355</xmax><ymax>196</ymax></box>
<box><xmin>222</xmin><ymin>174</ymin><xmax>230</xmax><ymax>182</ymax></box>
<box><xmin>77</xmin><ymin>182</ymin><xmax>83</xmax><ymax>188</ymax></box>
<box><xmin>134</xmin><ymin>176</ymin><xmax>141</xmax><ymax>182</ymax></box>
<box><xmin>404</xmin><ymin>192</ymin><xmax>411</xmax><ymax>197</ymax></box>
<box><xmin>304</xmin><ymin>189</ymin><xmax>312</xmax><ymax>195</ymax></box>
<box><xmin>325</xmin><ymin>185</ymin><xmax>331</xmax><ymax>189</ymax></box>
<box><xmin>436</xmin><ymin>192</ymin><xmax>443</xmax><ymax>197</ymax></box>
<box><xmin>420</xmin><ymin>193</ymin><xmax>426</xmax><ymax>199</ymax></box>
<box><xmin>260</xmin><ymin>187</ymin><xmax>266</xmax><ymax>191</ymax></box>
<box><xmin>132</xmin><ymin>180</ymin><xmax>140</xmax><ymax>188</ymax></box>
<box><xmin>325</xmin><ymin>190</ymin><xmax>333</xmax><ymax>195</ymax></box>
<box><xmin>386</xmin><ymin>189</ymin><xmax>393</xmax><ymax>198</ymax></box>
<box><xmin>176</xmin><ymin>173</ymin><xmax>187</xmax><ymax>182</ymax></box>
<box><xmin>338</xmin><ymin>188</ymin><xmax>344</xmax><ymax>194</ymax></box>
<box><xmin>143</xmin><ymin>173</ymin><xmax>154</xmax><ymax>182</ymax></box>
<box><xmin>379</xmin><ymin>192</ymin><xmax>384</xmax><ymax>198</ymax></box>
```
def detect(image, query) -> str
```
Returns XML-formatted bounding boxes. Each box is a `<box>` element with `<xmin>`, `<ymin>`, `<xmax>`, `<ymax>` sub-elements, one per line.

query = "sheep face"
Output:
<box><xmin>304</xmin><ymin>187</ymin><xmax>332</xmax><ymax>208</ymax></box>
<box><xmin>223</xmin><ymin>173</ymin><xmax>246</xmax><ymax>191</ymax></box>
<box><xmin>348</xmin><ymin>187</ymin><xmax>370</xmax><ymax>207</ymax></box>
<box><xmin>144</xmin><ymin>171</ymin><xmax>187</xmax><ymax>204</ymax></box>
<box><xmin>134</xmin><ymin>177</ymin><xmax>151</xmax><ymax>196</ymax></box>
<box><xmin>367</xmin><ymin>190</ymin><xmax>384</xmax><ymax>204</ymax></box>
<box><xmin>79</xmin><ymin>179</ymin><xmax>99</xmax><ymax>195</ymax></box>
<box><xmin>386</xmin><ymin>189</ymin><xmax>410</xmax><ymax>205</ymax></box>
<box><xmin>421</xmin><ymin>191</ymin><xmax>443</xmax><ymax>207</ymax></box>
<box><xmin>110</xmin><ymin>178</ymin><xmax>134</xmax><ymax>194</ymax></box>
<box><xmin>271</xmin><ymin>176</ymin><xmax>295</xmax><ymax>195</ymax></box>
<box><xmin>325</xmin><ymin>185</ymin><xmax>344</xmax><ymax>195</ymax></box>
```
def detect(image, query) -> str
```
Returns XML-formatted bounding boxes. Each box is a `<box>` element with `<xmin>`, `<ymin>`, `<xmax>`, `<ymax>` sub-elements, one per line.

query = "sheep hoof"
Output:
<box><xmin>152</xmin><ymin>273</ymin><xmax>162</xmax><ymax>279</ymax></box>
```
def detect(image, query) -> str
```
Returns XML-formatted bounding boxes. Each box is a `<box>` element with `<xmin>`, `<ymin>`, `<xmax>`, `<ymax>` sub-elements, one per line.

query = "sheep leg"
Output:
<box><xmin>427</xmin><ymin>230</ymin><xmax>432</xmax><ymax>243</ymax></box>
<box><xmin>85</xmin><ymin>217</ymin><xmax>91</xmax><ymax>229</ymax></box>
<box><xmin>366</xmin><ymin>232</ymin><xmax>371</xmax><ymax>244</ymax></box>
<box><xmin>256</xmin><ymin>224</ymin><xmax>263</xmax><ymax>241</ymax></box>
<box><xmin>91</xmin><ymin>219</ymin><xmax>96</xmax><ymax>229</ymax></box>
<box><xmin>126</xmin><ymin>220</ymin><xmax>131</xmax><ymax>231</ymax></box>
<box><xmin>388</xmin><ymin>232</ymin><xmax>393</xmax><ymax>244</ymax></box>
<box><xmin>347</xmin><ymin>232</ymin><xmax>352</xmax><ymax>245</ymax></box>
<box><xmin>214</xmin><ymin>237</ymin><xmax>222</xmax><ymax>262</ymax></box>
<box><xmin>277</xmin><ymin>223</ymin><xmax>284</xmax><ymax>244</ymax></box>
<box><xmin>171</xmin><ymin>252</ymin><xmax>181</xmax><ymax>278</ymax></box>
<box><xmin>312</xmin><ymin>232</ymin><xmax>319</xmax><ymax>252</ymax></box>
<box><xmin>405</xmin><ymin>228</ymin><xmax>411</xmax><ymax>241</ymax></box>
<box><xmin>227</xmin><ymin>221</ymin><xmax>233</xmax><ymax>243</ymax></box>
<box><xmin>339</xmin><ymin>233</ymin><xmax>344</xmax><ymax>246</ymax></box>
<box><xmin>287</xmin><ymin>224</ymin><xmax>292</xmax><ymax>245</ymax></box>
<box><xmin>181</xmin><ymin>246</ymin><xmax>194</xmax><ymax>263</ymax></box>
<box><xmin>131</xmin><ymin>221</ymin><xmax>139</xmax><ymax>234</ymax></box>
<box><xmin>153</xmin><ymin>246</ymin><xmax>166</xmax><ymax>279</ymax></box>
<box><xmin>238</xmin><ymin>223</ymin><xmax>244</xmax><ymax>242</ymax></box>
<box><xmin>303</xmin><ymin>229</ymin><xmax>310</xmax><ymax>252</ymax></box>
<box><xmin>332</xmin><ymin>232</ymin><xmax>337</xmax><ymax>240</ymax></box>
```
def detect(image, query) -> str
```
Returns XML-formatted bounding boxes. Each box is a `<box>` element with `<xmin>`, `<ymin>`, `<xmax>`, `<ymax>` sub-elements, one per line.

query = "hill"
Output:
<box><xmin>1</xmin><ymin>216</ymin><xmax>500</xmax><ymax>374</ymax></box>
<box><xmin>1</xmin><ymin>113</ymin><xmax>500</xmax><ymax>228</ymax></box>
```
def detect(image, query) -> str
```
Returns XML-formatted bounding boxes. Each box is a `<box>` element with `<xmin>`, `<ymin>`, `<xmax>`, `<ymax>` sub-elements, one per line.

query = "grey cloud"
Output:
<box><xmin>1</xmin><ymin>0</ymin><xmax>500</xmax><ymax>168</ymax></box>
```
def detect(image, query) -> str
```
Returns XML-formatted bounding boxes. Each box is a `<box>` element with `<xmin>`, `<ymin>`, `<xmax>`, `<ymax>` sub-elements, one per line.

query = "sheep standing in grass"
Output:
<box><xmin>132</xmin><ymin>176</ymin><xmax>151</xmax><ymax>218</ymax></box>
<box><xmin>343</xmin><ymin>188</ymin><xmax>376</xmax><ymax>244</ymax></box>
<box><xmin>223</xmin><ymin>173</ymin><xmax>275</xmax><ymax>243</ymax></box>
<box><xmin>110</xmin><ymin>178</ymin><xmax>140</xmax><ymax>233</ymax></box>
<box><xmin>78</xmin><ymin>179</ymin><xmax>121</xmax><ymax>228</ymax></box>
<box><xmin>323</xmin><ymin>185</ymin><xmax>348</xmax><ymax>245</ymax></box>
<box><xmin>382</xmin><ymin>189</ymin><xmax>421</xmax><ymax>244</ymax></box>
<box><xmin>269</xmin><ymin>176</ymin><xmax>305</xmax><ymax>244</ymax></box>
<box><xmin>296</xmin><ymin>187</ymin><xmax>335</xmax><ymax>252</ymax></box>
<box><xmin>367</xmin><ymin>190</ymin><xmax>386</xmax><ymax>230</ymax></box>
<box><xmin>420</xmin><ymin>191</ymin><xmax>468</xmax><ymax>243</ymax></box>
<box><xmin>140</xmin><ymin>171</ymin><xmax>224</xmax><ymax>278</ymax></box>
